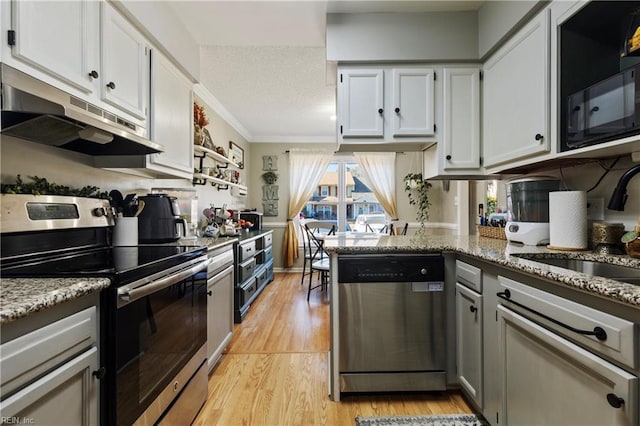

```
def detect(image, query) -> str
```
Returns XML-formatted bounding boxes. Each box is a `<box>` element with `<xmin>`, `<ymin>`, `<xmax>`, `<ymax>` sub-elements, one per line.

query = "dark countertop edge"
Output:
<box><xmin>1</xmin><ymin>278</ymin><xmax>111</xmax><ymax>325</ymax></box>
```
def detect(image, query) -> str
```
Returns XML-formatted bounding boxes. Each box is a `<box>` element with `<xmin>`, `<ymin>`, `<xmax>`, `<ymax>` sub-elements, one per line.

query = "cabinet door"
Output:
<box><xmin>483</xmin><ymin>9</ymin><xmax>550</xmax><ymax>168</ymax></box>
<box><xmin>101</xmin><ymin>2</ymin><xmax>149</xmax><ymax>121</ymax></box>
<box><xmin>339</xmin><ymin>69</ymin><xmax>384</xmax><ymax>138</ymax></box>
<box><xmin>498</xmin><ymin>306</ymin><xmax>638</xmax><ymax>426</ymax></box>
<box><xmin>455</xmin><ymin>283</ymin><xmax>483</xmax><ymax>409</ymax></box>
<box><xmin>9</xmin><ymin>0</ymin><xmax>100</xmax><ymax>94</ymax></box>
<box><xmin>149</xmin><ymin>50</ymin><xmax>193</xmax><ymax>179</ymax></box>
<box><xmin>391</xmin><ymin>68</ymin><xmax>435</xmax><ymax>136</ymax></box>
<box><xmin>443</xmin><ymin>68</ymin><xmax>480</xmax><ymax>169</ymax></box>
<box><xmin>207</xmin><ymin>265</ymin><xmax>234</xmax><ymax>372</ymax></box>
<box><xmin>0</xmin><ymin>347</ymin><xmax>99</xmax><ymax>425</ymax></box>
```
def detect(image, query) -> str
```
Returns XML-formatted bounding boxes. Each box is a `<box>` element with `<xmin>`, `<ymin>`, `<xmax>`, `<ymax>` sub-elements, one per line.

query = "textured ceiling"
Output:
<box><xmin>167</xmin><ymin>1</ymin><xmax>484</xmax><ymax>143</ymax></box>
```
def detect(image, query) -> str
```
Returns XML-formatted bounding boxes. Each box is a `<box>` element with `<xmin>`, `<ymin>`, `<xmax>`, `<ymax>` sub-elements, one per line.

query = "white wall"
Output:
<box><xmin>326</xmin><ymin>12</ymin><xmax>479</xmax><ymax>62</ymax></box>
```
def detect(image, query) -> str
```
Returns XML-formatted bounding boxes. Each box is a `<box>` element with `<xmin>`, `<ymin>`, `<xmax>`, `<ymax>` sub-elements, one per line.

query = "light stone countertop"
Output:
<box><xmin>0</xmin><ymin>277</ymin><xmax>111</xmax><ymax>324</ymax></box>
<box><xmin>323</xmin><ymin>233</ymin><xmax>640</xmax><ymax>308</ymax></box>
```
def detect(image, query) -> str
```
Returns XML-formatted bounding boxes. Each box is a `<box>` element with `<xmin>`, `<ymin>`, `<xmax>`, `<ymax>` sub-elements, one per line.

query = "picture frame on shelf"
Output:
<box><xmin>229</xmin><ymin>141</ymin><xmax>244</xmax><ymax>169</ymax></box>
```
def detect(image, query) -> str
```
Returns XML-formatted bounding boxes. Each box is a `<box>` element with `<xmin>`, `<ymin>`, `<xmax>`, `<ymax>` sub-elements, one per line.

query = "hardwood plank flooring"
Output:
<box><xmin>193</xmin><ymin>273</ymin><xmax>473</xmax><ymax>426</ymax></box>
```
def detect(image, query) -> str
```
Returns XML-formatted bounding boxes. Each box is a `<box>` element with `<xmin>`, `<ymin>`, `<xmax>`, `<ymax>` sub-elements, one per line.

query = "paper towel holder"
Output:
<box><xmin>608</xmin><ymin>163</ymin><xmax>640</xmax><ymax>211</ymax></box>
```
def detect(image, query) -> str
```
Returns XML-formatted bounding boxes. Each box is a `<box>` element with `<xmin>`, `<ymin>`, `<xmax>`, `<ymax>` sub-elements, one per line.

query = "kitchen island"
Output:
<box><xmin>323</xmin><ymin>233</ymin><xmax>640</xmax><ymax>425</ymax></box>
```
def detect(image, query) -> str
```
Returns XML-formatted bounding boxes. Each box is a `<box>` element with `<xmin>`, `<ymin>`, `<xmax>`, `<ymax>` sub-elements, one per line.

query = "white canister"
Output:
<box><xmin>548</xmin><ymin>191</ymin><xmax>588</xmax><ymax>250</ymax></box>
<box><xmin>113</xmin><ymin>217</ymin><xmax>138</xmax><ymax>246</ymax></box>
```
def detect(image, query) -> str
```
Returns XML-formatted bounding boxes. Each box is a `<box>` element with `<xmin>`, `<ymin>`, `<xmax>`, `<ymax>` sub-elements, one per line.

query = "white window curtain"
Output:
<box><xmin>353</xmin><ymin>152</ymin><xmax>398</xmax><ymax>221</ymax></box>
<box><xmin>283</xmin><ymin>149</ymin><xmax>333</xmax><ymax>268</ymax></box>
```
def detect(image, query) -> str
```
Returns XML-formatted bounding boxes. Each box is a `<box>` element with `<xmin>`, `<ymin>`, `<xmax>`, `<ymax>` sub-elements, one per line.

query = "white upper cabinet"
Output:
<box><xmin>337</xmin><ymin>66</ymin><xmax>435</xmax><ymax>145</ymax></box>
<box><xmin>4</xmin><ymin>0</ymin><xmax>148</xmax><ymax>127</ymax></box>
<box><xmin>423</xmin><ymin>66</ymin><xmax>483</xmax><ymax>179</ymax></box>
<box><xmin>339</xmin><ymin>69</ymin><xmax>384</xmax><ymax>138</ymax></box>
<box><xmin>443</xmin><ymin>67</ymin><xmax>481</xmax><ymax>170</ymax></box>
<box><xmin>100</xmin><ymin>2</ymin><xmax>149</xmax><ymax>121</ymax></box>
<box><xmin>482</xmin><ymin>8</ymin><xmax>550</xmax><ymax>169</ymax></box>
<box><xmin>391</xmin><ymin>68</ymin><xmax>435</xmax><ymax>136</ymax></box>
<box><xmin>148</xmin><ymin>50</ymin><xmax>193</xmax><ymax>178</ymax></box>
<box><xmin>7</xmin><ymin>0</ymin><xmax>100</xmax><ymax>94</ymax></box>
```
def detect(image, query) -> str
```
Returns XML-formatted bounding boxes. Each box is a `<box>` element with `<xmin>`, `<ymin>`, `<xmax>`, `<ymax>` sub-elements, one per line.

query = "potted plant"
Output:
<box><xmin>404</xmin><ymin>172</ymin><xmax>431</xmax><ymax>229</ymax></box>
<box><xmin>261</xmin><ymin>171</ymin><xmax>279</xmax><ymax>185</ymax></box>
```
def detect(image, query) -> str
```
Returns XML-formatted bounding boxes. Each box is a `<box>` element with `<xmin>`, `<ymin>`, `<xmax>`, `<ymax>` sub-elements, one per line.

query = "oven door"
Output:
<box><xmin>107</xmin><ymin>256</ymin><xmax>209</xmax><ymax>425</ymax></box>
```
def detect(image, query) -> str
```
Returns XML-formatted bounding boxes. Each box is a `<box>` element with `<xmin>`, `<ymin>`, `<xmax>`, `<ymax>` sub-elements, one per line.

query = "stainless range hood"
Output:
<box><xmin>1</xmin><ymin>63</ymin><xmax>163</xmax><ymax>155</ymax></box>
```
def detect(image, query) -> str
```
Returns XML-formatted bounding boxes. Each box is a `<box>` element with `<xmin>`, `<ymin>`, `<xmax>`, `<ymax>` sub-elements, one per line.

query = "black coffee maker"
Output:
<box><xmin>137</xmin><ymin>194</ymin><xmax>187</xmax><ymax>243</ymax></box>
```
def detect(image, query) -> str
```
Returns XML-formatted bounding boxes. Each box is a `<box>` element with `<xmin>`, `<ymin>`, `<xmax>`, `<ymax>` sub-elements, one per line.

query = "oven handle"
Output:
<box><xmin>118</xmin><ymin>258</ymin><xmax>212</xmax><ymax>304</ymax></box>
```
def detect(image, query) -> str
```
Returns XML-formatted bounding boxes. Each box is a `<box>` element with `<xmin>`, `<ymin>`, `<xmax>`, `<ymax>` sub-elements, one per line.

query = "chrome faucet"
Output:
<box><xmin>608</xmin><ymin>163</ymin><xmax>640</xmax><ymax>211</ymax></box>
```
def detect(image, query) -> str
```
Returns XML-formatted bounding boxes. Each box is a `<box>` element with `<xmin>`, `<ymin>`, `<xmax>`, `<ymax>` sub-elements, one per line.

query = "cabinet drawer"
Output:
<box><xmin>256</xmin><ymin>266</ymin><xmax>268</xmax><ymax>289</ymax></box>
<box><xmin>263</xmin><ymin>233</ymin><xmax>272</xmax><ymax>248</ymax></box>
<box><xmin>0</xmin><ymin>307</ymin><xmax>97</xmax><ymax>398</ymax></box>
<box><xmin>456</xmin><ymin>259</ymin><xmax>482</xmax><ymax>292</ymax></box>
<box><xmin>238</xmin><ymin>258</ymin><xmax>256</xmax><ymax>283</ymax></box>
<box><xmin>239</xmin><ymin>241</ymin><xmax>256</xmax><ymax>262</ymax></box>
<box><xmin>498</xmin><ymin>276</ymin><xmax>636</xmax><ymax>369</ymax></box>
<box><xmin>240</xmin><ymin>278</ymin><xmax>258</xmax><ymax>305</ymax></box>
<box><xmin>263</xmin><ymin>246</ymin><xmax>273</xmax><ymax>264</ymax></box>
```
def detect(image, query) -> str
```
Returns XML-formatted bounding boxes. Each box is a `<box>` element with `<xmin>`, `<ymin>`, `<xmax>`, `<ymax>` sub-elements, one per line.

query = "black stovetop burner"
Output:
<box><xmin>1</xmin><ymin>244</ymin><xmax>207</xmax><ymax>286</ymax></box>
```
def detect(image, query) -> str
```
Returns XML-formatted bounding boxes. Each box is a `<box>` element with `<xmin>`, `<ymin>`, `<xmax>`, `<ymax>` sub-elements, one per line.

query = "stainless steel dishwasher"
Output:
<box><xmin>337</xmin><ymin>253</ymin><xmax>446</xmax><ymax>393</ymax></box>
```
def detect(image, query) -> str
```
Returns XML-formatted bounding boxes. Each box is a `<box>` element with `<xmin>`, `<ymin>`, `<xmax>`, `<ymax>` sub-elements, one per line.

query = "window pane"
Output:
<box><xmin>299</xmin><ymin>160</ymin><xmax>384</xmax><ymax>233</ymax></box>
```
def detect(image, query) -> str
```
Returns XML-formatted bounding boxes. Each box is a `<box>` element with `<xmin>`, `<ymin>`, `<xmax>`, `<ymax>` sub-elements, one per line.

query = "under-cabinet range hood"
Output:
<box><xmin>0</xmin><ymin>63</ymin><xmax>163</xmax><ymax>155</ymax></box>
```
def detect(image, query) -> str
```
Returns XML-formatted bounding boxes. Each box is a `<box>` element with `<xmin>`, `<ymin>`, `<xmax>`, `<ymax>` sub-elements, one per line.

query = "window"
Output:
<box><xmin>300</xmin><ymin>158</ymin><xmax>383</xmax><ymax>231</ymax></box>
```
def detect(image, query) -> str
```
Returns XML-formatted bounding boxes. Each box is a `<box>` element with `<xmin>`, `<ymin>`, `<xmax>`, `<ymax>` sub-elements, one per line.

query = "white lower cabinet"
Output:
<box><xmin>207</xmin><ymin>254</ymin><xmax>235</xmax><ymax>373</ymax></box>
<box><xmin>0</xmin><ymin>347</ymin><xmax>99</xmax><ymax>425</ymax></box>
<box><xmin>0</xmin><ymin>297</ymin><xmax>100</xmax><ymax>425</ymax></box>
<box><xmin>455</xmin><ymin>283</ymin><xmax>483</xmax><ymax>409</ymax></box>
<box><xmin>498</xmin><ymin>306</ymin><xmax>637</xmax><ymax>426</ymax></box>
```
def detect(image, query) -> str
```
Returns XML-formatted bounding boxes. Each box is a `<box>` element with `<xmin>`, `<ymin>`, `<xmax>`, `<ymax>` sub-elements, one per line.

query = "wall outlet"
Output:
<box><xmin>587</xmin><ymin>197</ymin><xmax>605</xmax><ymax>220</ymax></box>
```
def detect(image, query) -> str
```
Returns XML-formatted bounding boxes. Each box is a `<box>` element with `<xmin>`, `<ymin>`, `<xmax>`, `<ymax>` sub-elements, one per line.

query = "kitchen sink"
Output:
<box><xmin>513</xmin><ymin>255</ymin><xmax>640</xmax><ymax>285</ymax></box>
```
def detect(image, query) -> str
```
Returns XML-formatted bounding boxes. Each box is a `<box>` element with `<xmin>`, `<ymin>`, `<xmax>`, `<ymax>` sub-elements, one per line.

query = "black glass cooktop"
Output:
<box><xmin>1</xmin><ymin>245</ymin><xmax>207</xmax><ymax>285</ymax></box>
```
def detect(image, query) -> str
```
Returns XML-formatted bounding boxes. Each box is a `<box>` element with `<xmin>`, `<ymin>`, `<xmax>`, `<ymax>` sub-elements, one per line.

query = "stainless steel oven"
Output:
<box><xmin>109</xmin><ymin>255</ymin><xmax>210</xmax><ymax>426</ymax></box>
<box><xmin>0</xmin><ymin>194</ymin><xmax>210</xmax><ymax>426</ymax></box>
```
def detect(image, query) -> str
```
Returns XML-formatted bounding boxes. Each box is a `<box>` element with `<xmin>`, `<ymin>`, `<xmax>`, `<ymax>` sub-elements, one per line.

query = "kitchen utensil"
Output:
<box><xmin>203</xmin><ymin>223</ymin><xmax>219</xmax><ymax>238</ymax></box>
<box><xmin>122</xmin><ymin>193</ymin><xmax>137</xmax><ymax>216</ymax></box>
<box><xmin>134</xmin><ymin>200</ymin><xmax>145</xmax><ymax>217</ymax></box>
<box><xmin>136</xmin><ymin>194</ymin><xmax>187</xmax><ymax>243</ymax></box>
<box><xmin>109</xmin><ymin>190</ymin><xmax>124</xmax><ymax>216</ymax></box>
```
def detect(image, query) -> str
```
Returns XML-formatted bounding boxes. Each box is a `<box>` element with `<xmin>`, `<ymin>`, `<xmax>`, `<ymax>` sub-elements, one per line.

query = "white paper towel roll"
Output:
<box><xmin>548</xmin><ymin>191</ymin><xmax>588</xmax><ymax>250</ymax></box>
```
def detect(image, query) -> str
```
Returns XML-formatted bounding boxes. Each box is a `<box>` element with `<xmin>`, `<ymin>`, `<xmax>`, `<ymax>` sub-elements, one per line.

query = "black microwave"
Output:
<box><xmin>563</xmin><ymin>65</ymin><xmax>640</xmax><ymax>151</ymax></box>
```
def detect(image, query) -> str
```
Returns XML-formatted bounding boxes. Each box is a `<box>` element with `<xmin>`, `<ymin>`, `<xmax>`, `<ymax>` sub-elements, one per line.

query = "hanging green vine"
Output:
<box><xmin>404</xmin><ymin>172</ymin><xmax>431</xmax><ymax>228</ymax></box>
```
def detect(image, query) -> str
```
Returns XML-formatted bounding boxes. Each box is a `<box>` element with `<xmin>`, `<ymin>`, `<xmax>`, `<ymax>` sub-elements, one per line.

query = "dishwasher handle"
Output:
<box><xmin>497</xmin><ymin>289</ymin><xmax>608</xmax><ymax>341</ymax></box>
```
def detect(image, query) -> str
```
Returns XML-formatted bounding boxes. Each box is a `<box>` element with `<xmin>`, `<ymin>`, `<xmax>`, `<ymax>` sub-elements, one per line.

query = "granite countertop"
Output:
<box><xmin>0</xmin><ymin>277</ymin><xmax>111</xmax><ymax>324</ymax></box>
<box><xmin>323</xmin><ymin>233</ymin><xmax>640</xmax><ymax>308</ymax></box>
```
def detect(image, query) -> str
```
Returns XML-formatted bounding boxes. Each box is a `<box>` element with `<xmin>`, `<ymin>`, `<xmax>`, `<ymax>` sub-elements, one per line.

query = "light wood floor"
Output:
<box><xmin>193</xmin><ymin>273</ymin><xmax>473</xmax><ymax>426</ymax></box>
